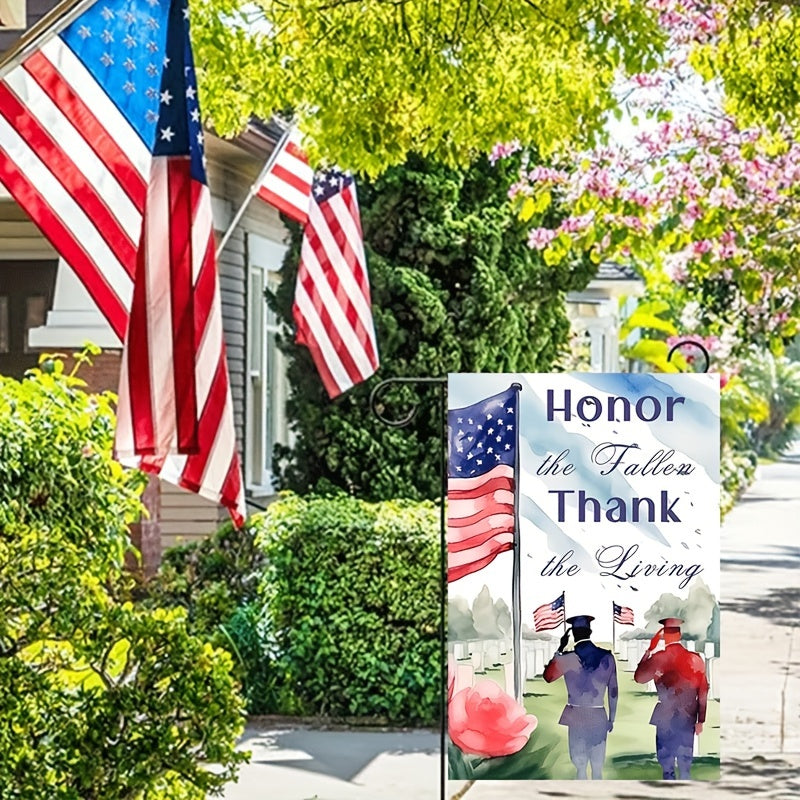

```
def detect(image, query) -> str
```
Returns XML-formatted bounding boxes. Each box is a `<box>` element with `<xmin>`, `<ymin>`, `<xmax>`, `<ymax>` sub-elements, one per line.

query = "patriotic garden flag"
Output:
<box><xmin>0</xmin><ymin>0</ymin><xmax>246</xmax><ymax>524</ymax></box>
<box><xmin>447</xmin><ymin>373</ymin><xmax>720</xmax><ymax>781</ymax></box>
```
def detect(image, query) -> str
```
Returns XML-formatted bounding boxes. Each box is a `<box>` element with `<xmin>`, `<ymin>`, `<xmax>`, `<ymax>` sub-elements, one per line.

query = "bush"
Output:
<box><xmin>141</xmin><ymin>519</ymin><xmax>284</xmax><ymax>714</ymax></box>
<box><xmin>257</xmin><ymin>493</ymin><xmax>441</xmax><ymax>724</ymax></box>
<box><xmin>740</xmin><ymin>349</ymin><xmax>800</xmax><ymax>458</ymax></box>
<box><xmin>0</xmin><ymin>355</ymin><xmax>246</xmax><ymax>798</ymax></box>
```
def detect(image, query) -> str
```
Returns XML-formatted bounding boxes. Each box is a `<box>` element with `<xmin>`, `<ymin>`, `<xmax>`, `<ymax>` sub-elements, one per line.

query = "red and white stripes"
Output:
<box><xmin>0</xmin><ymin>33</ymin><xmax>246</xmax><ymax>525</ymax></box>
<box><xmin>447</xmin><ymin>464</ymin><xmax>516</xmax><ymax>582</ymax></box>
<box><xmin>256</xmin><ymin>128</ymin><xmax>314</xmax><ymax>225</ymax></box>
<box><xmin>293</xmin><ymin>178</ymin><xmax>379</xmax><ymax>398</ymax></box>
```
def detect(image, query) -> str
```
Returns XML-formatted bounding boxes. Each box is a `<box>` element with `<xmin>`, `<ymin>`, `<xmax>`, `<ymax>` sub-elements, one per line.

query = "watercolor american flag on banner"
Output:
<box><xmin>613</xmin><ymin>602</ymin><xmax>635</xmax><ymax>625</ymax></box>
<box><xmin>0</xmin><ymin>0</ymin><xmax>246</xmax><ymax>524</ymax></box>
<box><xmin>447</xmin><ymin>386</ymin><xmax>519</xmax><ymax>582</ymax></box>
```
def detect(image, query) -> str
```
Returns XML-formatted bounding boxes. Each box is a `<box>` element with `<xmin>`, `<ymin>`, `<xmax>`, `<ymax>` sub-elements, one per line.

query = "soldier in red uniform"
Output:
<box><xmin>634</xmin><ymin>617</ymin><xmax>709</xmax><ymax>780</ymax></box>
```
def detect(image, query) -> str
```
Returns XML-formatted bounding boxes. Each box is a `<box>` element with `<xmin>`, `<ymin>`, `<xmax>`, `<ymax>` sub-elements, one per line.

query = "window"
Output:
<box><xmin>246</xmin><ymin>236</ymin><xmax>291</xmax><ymax>494</ymax></box>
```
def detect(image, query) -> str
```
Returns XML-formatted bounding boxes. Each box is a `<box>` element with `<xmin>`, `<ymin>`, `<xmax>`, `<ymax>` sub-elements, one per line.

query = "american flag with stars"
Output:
<box><xmin>447</xmin><ymin>385</ymin><xmax>519</xmax><ymax>582</ymax></box>
<box><xmin>613</xmin><ymin>602</ymin><xmax>635</xmax><ymax>626</ymax></box>
<box><xmin>293</xmin><ymin>167</ymin><xmax>379</xmax><ymax>398</ymax></box>
<box><xmin>0</xmin><ymin>0</ymin><xmax>246</xmax><ymax>524</ymax></box>
<box><xmin>534</xmin><ymin>593</ymin><xmax>565</xmax><ymax>631</ymax></box>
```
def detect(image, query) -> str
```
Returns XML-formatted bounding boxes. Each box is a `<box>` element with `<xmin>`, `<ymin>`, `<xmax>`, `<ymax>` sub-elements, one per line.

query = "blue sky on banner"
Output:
<box><xmin>448</xmin><ymin>372</ymin><xmax>720</xmax><ymax>642</ymax></box>
<box><xmin>60</xmin><ymin>0</ymin><xmax>171</xmax><ymax>149</ymax></box>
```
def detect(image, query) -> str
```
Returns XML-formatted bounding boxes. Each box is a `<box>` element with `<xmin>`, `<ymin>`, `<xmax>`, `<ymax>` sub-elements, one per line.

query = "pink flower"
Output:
<box><xmin>720</xmin><ymin>373</ymin><xmax>730</xmax><ymax>390</ymax></box>
<box><xmin>489</xmin><ymin>140</ymin><xmax>522</xmax><ymax>165</ymax></box>
<box><xmin>449</xmin><ymin>681</ymin><xmax>537</xmax><ymax>758</ymax></box>
<box><xmin>527</xmin><ymin>227</ymin><xmax>557</xmax><ymax>250</ymax></box>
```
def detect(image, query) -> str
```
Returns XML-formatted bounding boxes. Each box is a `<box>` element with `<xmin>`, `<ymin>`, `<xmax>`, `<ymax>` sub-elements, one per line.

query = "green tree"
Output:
<box><xmin>192</xmin><ymin>0</ymin><xmax>667</xmax><ymax>175</ymax></box>
<box><xmin>270</xmin><ymin>153</ymin><xmax>594</xmax><ymax>500</ymax></box>
<box><xmin>0</xmin><ymin>354</ymin><xmax>246</xmax><ymax>799</ymax></box>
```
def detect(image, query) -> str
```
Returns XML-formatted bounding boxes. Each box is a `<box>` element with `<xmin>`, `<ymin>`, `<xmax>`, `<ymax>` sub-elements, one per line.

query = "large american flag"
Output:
<box><xmin>447</xmin><ymin>386</ymin><xmax>519</xmax><ymax>582</ymax></box>
<box><xmin>256</xmin><ymin>126</ymin><xmax>313</xmax><ymax>225</ymax></box>
<box><xmin>533</xmin><ymin>594</ymin><xmax>565</xmax><ymax>632</ymax></box>
<box><xmin>293</xmin><ymin>168</ymin><xmax>378</xmax><ymax>398</ymax></box>
<box><xmin>0</xmin><ymin>0</ymin><xmax>246</xmax><ymax>524</ymax></box>
<box><xmin>613</xmin><ymin>602</ymin><xmax>635</xmax><ymax>625</ymax></box>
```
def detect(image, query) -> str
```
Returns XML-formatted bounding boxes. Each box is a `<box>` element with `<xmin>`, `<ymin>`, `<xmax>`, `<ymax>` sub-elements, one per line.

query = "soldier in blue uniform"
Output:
<box><xmin>543</xmin><ymin>614</ymin><xmax>618</xmax><ymax>779</ymax></box>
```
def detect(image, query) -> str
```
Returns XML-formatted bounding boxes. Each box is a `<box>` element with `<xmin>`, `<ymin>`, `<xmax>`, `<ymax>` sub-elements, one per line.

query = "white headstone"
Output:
<box><xmin>525</xmin><ymin>650</ymin><xmax>538</xmax><ymax>680</ymax></box>
<box><xmin>471</xmin><ymin>650</ymin><xmax>484</xmax><ymax>672</ymax></box>
<box><xmin>534</xmin><ymin>649</ymin><xmax>545</xmax><ymax>676</ymax></box>
<box><xmin>456</xmin><ymin>663</ymin><xmax>474</xmax><ymax>693</ymax></box>
<box><xmin>485</xmin><ymin>642</ymin><xmax>500</xmax><ymax>666</ymax></box>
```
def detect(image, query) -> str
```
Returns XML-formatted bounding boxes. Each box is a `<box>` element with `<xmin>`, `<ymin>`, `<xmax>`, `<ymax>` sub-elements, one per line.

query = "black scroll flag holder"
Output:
<box><xmin>367</xmin><ymin>339</ymin><xmax>710</xmax><ymax>800</ymax></box>
<box><xmin>369</xmin><ymin>376</ymin><xmax>448</xmax><ymax>800</ymax></box>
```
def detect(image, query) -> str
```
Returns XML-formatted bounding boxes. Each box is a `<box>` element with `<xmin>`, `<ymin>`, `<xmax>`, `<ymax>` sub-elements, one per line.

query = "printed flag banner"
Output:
<box><xmin>447</xmin><ymin>373</ymin><xmax>720</xmax><ymax>781</ymax></box>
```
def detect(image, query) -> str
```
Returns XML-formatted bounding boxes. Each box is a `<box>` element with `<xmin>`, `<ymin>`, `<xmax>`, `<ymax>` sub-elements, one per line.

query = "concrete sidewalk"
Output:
<box><xmin>223</xmin><ymin>447</ymin><xmax>800</xmax><ymax>799</ymax></box>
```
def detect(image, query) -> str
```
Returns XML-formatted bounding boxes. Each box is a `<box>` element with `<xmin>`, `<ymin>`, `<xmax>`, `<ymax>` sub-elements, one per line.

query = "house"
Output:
<box><xmin>0</xmin><ymin>11</ymin><xmax>294</xmax><ymax>572</ymax></box>
<box><xmin>565</xmin><ymin>261</ymin><xmax>644</xmax><ymax>372</ymax></box>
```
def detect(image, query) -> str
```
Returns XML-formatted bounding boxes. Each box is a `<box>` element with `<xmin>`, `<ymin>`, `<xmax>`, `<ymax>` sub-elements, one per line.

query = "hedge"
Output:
<box><xmin>257</xmin><ymin>493</ymin><xmax>441</xmax><ymax>724</ymax></box>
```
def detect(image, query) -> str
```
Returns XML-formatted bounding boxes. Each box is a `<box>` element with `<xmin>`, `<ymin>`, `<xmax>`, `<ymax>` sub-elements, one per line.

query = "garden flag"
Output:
<box><xmin>255</xmin><ymin>126</ymin><xmax>314</xmax><ymax>225</ymax></box>
<box><xmin>447</xmin><ymin>373</ymin><xmax>720</xmax><ymax>781</ymax></box>
<box><xmin>292</xmin><ymin>168</ymin><xmax>379</xmax><ymax>398</ymax></box>
<box><xmin>0</xmin><ymin>0</ymin><xmax>246</xmax><ymax>525</ymax></box>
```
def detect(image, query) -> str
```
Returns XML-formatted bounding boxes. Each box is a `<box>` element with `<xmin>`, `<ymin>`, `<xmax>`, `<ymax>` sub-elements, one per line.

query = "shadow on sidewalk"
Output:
<box><xmin>238</xmin><ymin>728</ymin><xmax>438</xmax><ymax>782</ymax></box>
<box><xmin>722</xmin><ymin>545</ymin><xmax>800</xmax><ymax>574</ymax></box>
<box><xmin>723</xmin><ymin>585</ymin><xmax>800</xmax><ymax>626</ymax></box>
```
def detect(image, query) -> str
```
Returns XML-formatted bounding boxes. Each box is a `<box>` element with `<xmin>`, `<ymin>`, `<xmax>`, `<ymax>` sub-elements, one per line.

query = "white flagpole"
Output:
<box><xmin>215</xmin><ymin>121</ymin><xmax>294</xmax><ymax>260</ymax></box>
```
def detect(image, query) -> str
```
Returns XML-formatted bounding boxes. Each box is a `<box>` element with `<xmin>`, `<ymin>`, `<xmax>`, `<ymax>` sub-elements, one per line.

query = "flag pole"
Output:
<box><xmin>214</xmin><ymin>120</ymin><xmax>294</xmax><ymax>260</ymax></box>
<box><xmin>511</xmin><ymin>382</ymin><xmax>523</xmax><ymax>704</ymax></box>
<box><xmin>0</xmin><ymin>0</ymin><xmax>92</xmax><ymax>78</ymax></box>
<box><xmin>612</xmin><ymin>601</ymin><xmax>616</xmax><ymax>653</ymax></box>
<box><xmin>563</xmin><ymin>591</ymin><xmax>567</xmax><ymax>633</ymax></box>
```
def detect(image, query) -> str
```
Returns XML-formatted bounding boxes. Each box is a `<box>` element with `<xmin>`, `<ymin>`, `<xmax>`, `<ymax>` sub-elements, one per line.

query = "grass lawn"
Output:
<box><xmin>450</xmin><ymin>645</ymin><xmax>720</xmax><ymax>781</ymax></box>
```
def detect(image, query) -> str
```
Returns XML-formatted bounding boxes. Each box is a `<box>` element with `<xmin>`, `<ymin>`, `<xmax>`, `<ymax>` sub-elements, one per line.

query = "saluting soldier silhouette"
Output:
<box><xmin>634</xmin><ymin>617</ymin><xmax>709</xmax><ymax>780</ymax></box>
<box><xmin>543</xmin><ymin>615</ymin><xmax>618</xmax><ymax>780</ymax></box>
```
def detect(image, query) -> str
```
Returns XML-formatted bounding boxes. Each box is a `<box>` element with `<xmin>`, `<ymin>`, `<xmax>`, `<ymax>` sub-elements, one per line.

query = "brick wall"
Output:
<box><xmin>64</xmin><ymin>348</ymin><xmax>164</xmax><ymax>576</ymax></box>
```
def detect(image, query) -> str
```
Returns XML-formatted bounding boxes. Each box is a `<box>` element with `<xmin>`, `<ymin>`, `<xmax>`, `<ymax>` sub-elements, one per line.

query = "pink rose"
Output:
<box><xmin>448</xmin><ymin>680</ymin><xmax>537</xmax><ymax>758</ymax></box>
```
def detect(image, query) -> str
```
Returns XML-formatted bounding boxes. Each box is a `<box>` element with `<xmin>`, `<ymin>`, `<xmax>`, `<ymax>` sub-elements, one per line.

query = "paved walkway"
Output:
<box><xmin>223</xmin><ymin>447</ymin><xmax>800</xmax><ymax>799</ymax></box>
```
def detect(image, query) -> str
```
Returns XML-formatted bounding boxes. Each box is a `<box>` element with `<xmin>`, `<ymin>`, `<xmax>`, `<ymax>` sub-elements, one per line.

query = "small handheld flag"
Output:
<box><xmin>534</xmin><ymin>593</ymin><xmax>566</xmax><ymax>632</ymax></box>
<box><xmin>614</xmin><ymin>602</ymin><xmax>635</xmax><ymax>625</ymax></box>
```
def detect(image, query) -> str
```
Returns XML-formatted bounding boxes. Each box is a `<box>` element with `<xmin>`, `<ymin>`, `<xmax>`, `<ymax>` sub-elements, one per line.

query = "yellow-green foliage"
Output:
<box><xmin>191</xmin><ymin>0</ymin><xmax>667</xmax><ymax>175</ymax></box>
<box><xmin>0</xmin><ymin>355</ymin><xmax>247</xmax><ymax>799</ymax></box>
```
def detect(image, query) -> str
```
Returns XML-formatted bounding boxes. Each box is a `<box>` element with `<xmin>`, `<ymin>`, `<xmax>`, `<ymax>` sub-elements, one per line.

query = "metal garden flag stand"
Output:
<box><xmin>368</xmin><ymin>338</ymin><xmax>711</xmax><ymax>797</ymax></box>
